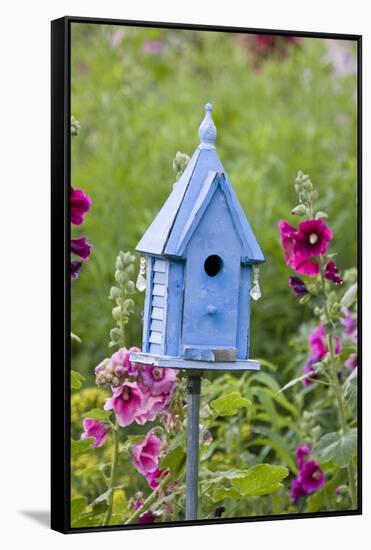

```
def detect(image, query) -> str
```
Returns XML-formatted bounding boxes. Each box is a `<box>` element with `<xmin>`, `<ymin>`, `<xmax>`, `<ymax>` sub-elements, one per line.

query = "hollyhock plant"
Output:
<box><xmin>135</xmin><ymin>390</ymin><xmax>174</xmax><ymax>425</ymax></box>
<box><xmin>81</xmin><ymin>418</ymin><xmax>108</xmax><ymax>448</ymax></box>
<box><xmin>289</xmin><ymin>275</ymin><xmax>308</xmax><ymax>297</ymax></box>
<box><xmin>71</xmin><ymin>187</ymin><xmax>92</xmax><ymax>225</ymax></box>
<box><xmin>325</xmin><ymin>260</ymin><xmax>343</xmax><ymax>285</ymax></box>
<box><xmin>278</xmin><ymin>219</ymin><xmax>333</xmax><ymax>276</ymax></box>
<box><xmin>111</xmin><ymin>347</ymin><xmax>141</xmax><ymax>377</ymax></box>
<box><xmin>141</xmin><ymin>365</ymin><xmax>177</xmax><ymax>396</ymax></box>
<box><xmin>132</xmin><ymin>429</ymin><xmax>164</xmax><ymax>476</ymax></box>
<box><xmin>145</xmin><ymin>468</ymin><xmax>166</xmax><ymax>490</ymax></box>
<box><xmin>104</xmin><ymin>381</ymin><xmax>145</xmax><ymax>427</ymax></box>
<box><xmin>71</xmin><ymin>260</ymin><xmax>83</xmax><ymax>280</ymax></box>
<box><xmin>134</xmin><ymin>501</ymin><xmax>156</xmax><ymax>524</ymax></box>
<box><xmin>341</xmin><ymin>307</ymin><xmax>357</xmax><ymax>342</ymax></box>
<box><xmin>290</xmin><ymin>444</ymin><xmax>324</xmax><ymax>502</ymax></box>
<box><xmin>71</xmin><ymin>237</ymin><xmax>92</xmax><ymax>260</ymax></box>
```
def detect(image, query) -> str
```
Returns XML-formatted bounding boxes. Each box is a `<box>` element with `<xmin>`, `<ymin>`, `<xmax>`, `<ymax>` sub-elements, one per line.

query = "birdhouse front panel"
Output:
<box><xmin>131</xmin><ymin>104</ymin><xmax>265</xmax><ymax>372</ymax></box>
<box><xmin>181</xmin><ymin>184</ymin><xmax>248</xmax><ymax>357</ymax></box>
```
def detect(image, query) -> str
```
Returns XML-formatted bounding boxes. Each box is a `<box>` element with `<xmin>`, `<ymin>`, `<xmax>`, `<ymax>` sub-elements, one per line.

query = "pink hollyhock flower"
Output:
<box><xmin>325</xmin><ymin>260</ymin><xmax>343</xmax><ymax>285</ymax></box>
<box><xmin>289</xmin><ymin>275</ymin><xmax>308</xmax><ymax>297</ymax></box>
<box><xmin>134</xmin><ymin>501</ymin><xmax>156</xmax><ymax>524</ymax></box>
<box><xmin>345</xmin><ymin>353</ymin><xmax>357</xmax><ymax>370</ymax></box>
<box><xmin>290</xmin><ymin>444</ymin><xmax>324</xmax><ymax>502</ymax></box>
<box><xmin>81</xmin><ymin>418</ymin><xmax>108</xmax><ymax>448</ymax></box>
<box><xmin>104</xmin><ymin>381</ymin><xmax>144</xmax><ymax>427</ymax></box>
<box><xmin>298</xmin><ymin>460</ymin><xmax>324</xmax><ymax>493</ymax></box>
<box><xmin>278</xmin><ymin>219</ymin><xmax>333</xmax><ymax>277</ymax></box>
<box><xmin>132</xmin><ymin>429</ymin><xmax>164</xmax><ymax>476</ymax></box>
<box><xmin>111</xmin><ymin>347</ymin><xmax>141</xmax><ymax>377</ymax></box>
<box><xmin>290</xmin><ymin>478</ymin><xmax>307</xmax><ymax>503</ymax></box>
<box><xmin>296</xmin><ymin>444</ymin><xmax>312</xmax><ymax>469</ymax></box>
<box><xmin>145</xmin><ymin>468</ymin><xmax>166</xmax><ymax>490</ymax></box>
<box><xmin>135</xmin><ymin>391</ymin><xmax>174</xmax><ymax>425</ymax></box>
<box><xmin>71</xmin><ymin>260</ymin><xmax>83</xmax><ymax>279</ymax></box>
<box><xmin>341</xmin><ymin>307</ymin><xmax>357</xmax><ymax>342</ymax></box>
<box><xmin>295</xmin><ymin>219</ymin><xmax>333</xmax><ymax>258</ymax></box>
<box><xmin>302</xmin><ymin>357</ymin><xmax>319</xmax><ymax>386</ymax></box>
<box><xmin>278</xmin><ymin>221</ymin><xmax>319</xmax><ymax>276</ymax></box>
<box><xmin>71</xmin><ymin>237</ymin><xmax>92</xmax><ymax>260</ymax></box>
<box><xmin>71</xmin><ymin>187</ymin><xmax>92</xmax><ymax>225</ymax></box>
<box><xmin>309</xmin><ymin>324</ymin><xmax>328</xmax><ymax>359</ymax></box>
<box><xmin>141</xmin><ymin>366</ymin><xmax>177</xmax><ymax>396</ymax></box>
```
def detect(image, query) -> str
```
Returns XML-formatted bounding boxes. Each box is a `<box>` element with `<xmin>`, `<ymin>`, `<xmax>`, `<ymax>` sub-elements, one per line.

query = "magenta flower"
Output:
<box><xmin>71</xmin><ymin>187</ymin><xmax>92</xmax><ymax>225</ymax></box>
<box><xmin>145</xmin><ymin>468</ymin><xmax>165</xmax><ymax>490</ymax></box>
<box><xmin>278</xmin><ymin>221</ymin><xmax>319</xmax><ymax>276</ymax></box>
<box><xmin>302</xmin><ymin>357</ymin><xmax>319</xmax><ymax>386</ymax></box>
<box><xmin>111</xmin><ymin>347</ymin><xmax>141</xmax><ymax>377</ymax></box>
<box><xmin>295</xmin><ymin>219</ymin><xmax>333</xmax><ymax>258</ymax></box>
<box><xmin>132</xmin><ymin>429</ymin><xmax>164</xmax><ymax>476</ymax></box>
<box><xmin>278</xmin><ymin>219</ymin><xmax>333</xmax><ymax>277</ymax></box>
<box><xmin>288</xmin><ymin>275</ymin><xmax>308</xmax><ymax>297</ymax></box>
<box><xmin>81</xmin><ymin>418</ymin><xmax>108</xmax><ymax>448</ymax></box>
<box><xmin>71</xmin><ymin>260</ymin><xmax>82</xmax><ymax>280</ymax></box>
<box><xmin>345</xmin><ymin>353</ymin><xmax>357</xmax><ymax>370</ymax></box>
<box><xmin>290</xmin><ymin>444</ymin><xmax>324</xmax><ymax>502</ymax></box>
<box><xmin>135</xmin><ymin>391</ymin><xmax>174</xmax><ymax>425</ymax></box>
<box><xmin>134</xmin><ymin>501</ymin><xmax>156</xmax><ymax>524</ymax></box>
<box><xmin>290</xmin><ymin>478</ymin><xmax>307</xmax><ymax>502</ymax></box>
<box><xmin>309</xmin><ymin>324</ymin><xmax>328</xmax><ymax>359</ymax></box>
<box><xmin>71</xmin><ymin>237</ymin><xmax>92</xmax><ymax>260</ymax></box>
<box><xmin>325</xmin><ymin>260</ymin><xmax>343</xmax><ymax>285</ymax></box>
<box><xmin>298</xmin><ymin>460</ymin><xmax>325</xmax><ymax>493</ymax></box>
<box><xmin>341</xmin><ymin>307</ymin><xmax>357</xmax><ymax>342</ymax></box>
<box><xmin>296</xmin><ymin>444</ymin><xmax>312</xmax><ymax>469</ymax></box>
<box><xmin>104</xmin><ymin>381</ymin><xmax>144</xmax><ymax>427</ymax></box>
<box><xmin>141</xmin><ymin>366</ymin><xmax>177</xmax><ymax>396</ymax></box>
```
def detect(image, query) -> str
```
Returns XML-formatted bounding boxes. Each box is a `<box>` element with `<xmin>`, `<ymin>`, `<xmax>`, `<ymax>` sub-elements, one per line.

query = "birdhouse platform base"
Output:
<box><xmin>129</xmin><ymin>352</ymin><xmax>261</xmax><ymax>372</ymax></box>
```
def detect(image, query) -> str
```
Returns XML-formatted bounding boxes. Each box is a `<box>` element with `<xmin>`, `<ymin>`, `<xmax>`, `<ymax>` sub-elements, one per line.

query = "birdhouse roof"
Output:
<box><xmin>136</xmin><ymin>104</ymin><xmax>265</xmax><ymax>264</ymax></box>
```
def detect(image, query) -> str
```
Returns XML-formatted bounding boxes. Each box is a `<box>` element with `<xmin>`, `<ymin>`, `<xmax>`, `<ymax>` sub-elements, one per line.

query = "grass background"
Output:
<box><xmin>70</xmin><ymin>23</ymin><xmax>357</xmax><ymax>385</ymax></box>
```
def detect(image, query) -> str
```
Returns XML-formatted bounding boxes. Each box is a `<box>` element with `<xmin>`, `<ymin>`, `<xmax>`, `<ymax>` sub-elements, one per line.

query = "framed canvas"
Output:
<box><xmin>51</xmin><ymin>16</ymin><xmax>362</xmax><ymax>533</ymax></box>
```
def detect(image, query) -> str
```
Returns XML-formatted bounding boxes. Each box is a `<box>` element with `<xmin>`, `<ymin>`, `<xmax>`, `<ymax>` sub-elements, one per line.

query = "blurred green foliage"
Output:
<box><xmin>71</xmin><ymin>23</ymin><xmax>357</xmax><ymax>384</ymax></box>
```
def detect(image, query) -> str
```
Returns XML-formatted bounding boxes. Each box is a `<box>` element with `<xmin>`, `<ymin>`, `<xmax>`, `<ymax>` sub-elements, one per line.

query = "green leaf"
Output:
<box><xmin>211</xmin><ymin>464</ymin><xmax>288</xmax><ymax>502</ymax></box>
<box><xmin>314</xmin><ymin>429</ymin><xmax>357</xmax><ymax>468</ymax></box>
<box><xmin>341</xmin><ymin>284</ymin><xmax>357</xmax><ymax>308</ymax></box>
<box><xmin>71</xmin><ymin>438</ymin><xmax>94</xmax><ymax>457</ymax></box>
<box><xmin>71</xmin><ymin>370</ymin><xmax>85</xmax><ymax>390</ymax></box>
<box><xmin>210</xmin><ymin>392</ymin><xmax>251</xmax><ymax>416</ymax></box>
<box><xmin>160</xmin><ymin>445</ymin><xmax>186</xmax><ymax>478</ymax></box>
<box><xmin>344</xmin><ymin>369</ymin><xmax>357</xmax><ymax>409</ymax></box>
<box><xmin>71</xmin><ymin>497</ymin><xmax>87</xmax><ymax>522</ymax></box>
<box><xmin>82</xmin><ymin>408</ymin><xmax>111</xmax><ymax>421</ymax></box>
<box><xmin>278</xmin><ymin>371</ymin><xmax>313</xmax><ymax>393</ymax></box>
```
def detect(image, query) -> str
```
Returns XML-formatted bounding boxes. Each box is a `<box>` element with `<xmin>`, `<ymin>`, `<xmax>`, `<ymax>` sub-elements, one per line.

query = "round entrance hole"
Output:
<box><xmin>204</xmin><ymin>255</ymin><xmax>223</xmax><ymax>277</ymax></box>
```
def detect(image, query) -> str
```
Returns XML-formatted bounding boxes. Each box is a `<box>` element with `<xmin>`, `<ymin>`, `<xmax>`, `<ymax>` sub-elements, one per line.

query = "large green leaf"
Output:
<box><xmin>344</xmin><ymin>369</ymin><xmax>357</xmax><ymax>410</ymax></box>
<box><xmin>160</xmin><ymin>445</ymin><xmax>186</xmax><ymax>478</ymax></box>
<box><xmin>314</xmin><ymin>429</ymin><xmax>357</xmax><ymax>468</ymax></box>
<box><xmin>82</xmin><ymin>408</ymin><xmax>112</xmax><ymax>421</ymax></box>
<box><xmin>210</xmin><ymin>392</ymin><xmax>251</xmax><ymax>416</ymax></box>
<box><xmin>211</xmin><ymin>464</ymin><xmax>288</xmax><ymax>502</ymax></box>
<box><xmin>71</xmin><ymin>437</ymin><xmax>94</xmax><ymax>457</ymax></box>
<box><xmin>71</xmin><ymin>497</ymin><xmax>87</xmax><ymax>522</ymax></box>
<box><xmin>341</xmin><ymin>284</ymin><xmax>357</xmax><ymax>308</ymax></box>
<box><xmin>71</xmin><ymin>370</ymin><xmax>85</xmax><ymax>390</ymax></box>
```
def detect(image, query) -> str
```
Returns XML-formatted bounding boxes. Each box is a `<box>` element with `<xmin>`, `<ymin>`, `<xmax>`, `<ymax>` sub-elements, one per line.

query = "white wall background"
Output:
<box><xmin>0</xmin><ymin>0</ymin><xmax>369</xmax><ymax>548</ymax></box>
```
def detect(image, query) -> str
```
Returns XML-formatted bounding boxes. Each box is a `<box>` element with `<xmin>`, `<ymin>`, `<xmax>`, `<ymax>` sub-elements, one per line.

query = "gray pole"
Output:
<box><xmin>185</xmin><ymin>373</ymin><xmax>202</xmax><ymax>521</ymax></box>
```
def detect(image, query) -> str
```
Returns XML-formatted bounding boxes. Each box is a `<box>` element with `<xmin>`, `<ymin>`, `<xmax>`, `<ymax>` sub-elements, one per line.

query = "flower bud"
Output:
<box><xmin>120</xmin><ymin>251</ymin><xmax>134</xmax><ymax>267</ymax></box>
<box><xmin>125</xmin><ymin>281</ymin><xmax>135</xmax><ymax>294</ymax></box>
<box><xmin>112</xmin><ymin>376</ymin><xmax>120</xmax><ymax>386</ymax></box>
<box><xmin>117</xmin><ymin>271</ymin><xmax>129</xmax><ymax>285</ymax></box>
<box><xmin>110</xmin><ymin>328</ymin><xmax>121</xmax><ymax>342</ymax></box>
<box><xmin>112</xmin><ymin>306</ymin><xmax>121</xmax><ymax>321</ymax></box>
<box><xmin>123</xmin><ymin>298</ymin><xmax>135</xmax><ymax>314</ymax></box>
<box><xmin>291</xmin><ymin>204</ymin><xmax>308</xmax><ymax>216</ymax></box>
<box><xmin>109</xmin><ymin>286</ymin><xmax>121</xmax><ymax>300</ymax></box>
<box><xmin>115</xmin><ymin>256</ymin><xmax>125</xmax><ymax>270</ymax></box>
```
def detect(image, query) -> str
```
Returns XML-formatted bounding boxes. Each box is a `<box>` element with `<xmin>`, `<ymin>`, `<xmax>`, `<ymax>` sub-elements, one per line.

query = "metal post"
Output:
<box><xmin>185</xmin><ymin>373</ymin><xmax>202</xmax><ymax>521</ymax></box>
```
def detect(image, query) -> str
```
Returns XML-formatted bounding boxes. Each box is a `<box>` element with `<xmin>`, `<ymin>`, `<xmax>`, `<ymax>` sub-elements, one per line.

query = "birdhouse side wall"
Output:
<box><xmin>164</xmin><ymin>259</ymin><xmax>185</xmax><ymax>357</ymax></box>
<box><xmin>142</xmin><ymin>257</ymin><xmax>169</xmax><ymax>355</ymax></box>
<box><xmin>237</xmin><ymin>264</ymin><xmax>252</xmax><ymax>359</ymax></box>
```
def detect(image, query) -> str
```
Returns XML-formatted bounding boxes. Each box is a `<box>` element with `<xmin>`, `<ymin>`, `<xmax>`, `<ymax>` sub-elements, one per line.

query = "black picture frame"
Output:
<box><xmin>51</xmin><ymin>15</ymin><xmax>362</xmax><ymax>534</ymax></box>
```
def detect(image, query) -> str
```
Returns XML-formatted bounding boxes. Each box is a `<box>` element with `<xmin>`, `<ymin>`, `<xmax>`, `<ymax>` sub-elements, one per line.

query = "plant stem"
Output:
<box><xmin>124</xmin><ymin>472</ymin><xmax>171</xmax><ymax>525</ymax></box>
<box><xmin>103</xmin><ymin>422</ymin><xmax>120</xmax><ymax>526</ymax></box>
<box><xmin>319</xmin><ymin>259</ymin><xmax>357</xmax><ymax>508</ymax></box>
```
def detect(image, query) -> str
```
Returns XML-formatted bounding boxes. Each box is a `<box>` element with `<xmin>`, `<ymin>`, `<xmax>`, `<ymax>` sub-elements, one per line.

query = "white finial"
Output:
<box><xmin>198</xmin><ymin>103</ymin><xmax>217</xmax><ymax>150</ymax></box>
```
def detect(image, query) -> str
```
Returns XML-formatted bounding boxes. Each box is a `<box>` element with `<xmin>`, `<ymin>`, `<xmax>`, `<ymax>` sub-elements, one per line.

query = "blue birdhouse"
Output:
<box><xmin>131</xmin><ymin>104</ymin><xmax>265</xmax><ymax>372</ymax></box>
